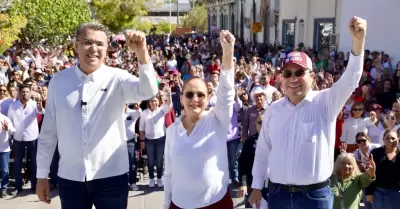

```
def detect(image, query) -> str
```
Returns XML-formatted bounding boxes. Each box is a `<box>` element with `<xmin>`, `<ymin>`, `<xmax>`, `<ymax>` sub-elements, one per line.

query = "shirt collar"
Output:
<box><xmin>284</xmin><ymin>89</ymin><xmax>317</xmax><ymax>106</ymax></box>
<box><xmin>75</xmin><ymin>64</ymin><xmax>107</xmax><ymax>82</ymax></box>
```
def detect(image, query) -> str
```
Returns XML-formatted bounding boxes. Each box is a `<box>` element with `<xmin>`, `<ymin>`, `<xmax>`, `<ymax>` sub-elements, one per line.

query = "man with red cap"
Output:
<box><xmin>249</xmin><ymin>17</ymin><xmax>368</xmax><ymax>209</ymax></box>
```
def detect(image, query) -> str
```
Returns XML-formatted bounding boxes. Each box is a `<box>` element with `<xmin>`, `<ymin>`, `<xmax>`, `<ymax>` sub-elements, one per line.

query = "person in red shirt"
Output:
<box><xmin>335</xmin><ymin>108</ymin><xmax>345</xmax><ymax>161</ymax></box>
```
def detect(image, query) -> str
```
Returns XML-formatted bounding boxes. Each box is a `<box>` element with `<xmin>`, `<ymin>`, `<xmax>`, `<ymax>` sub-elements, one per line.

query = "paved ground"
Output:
<box><xmin>0</xmin><ymin>177</ymin><xmax>247</xmax><ymax>209</ymax></box>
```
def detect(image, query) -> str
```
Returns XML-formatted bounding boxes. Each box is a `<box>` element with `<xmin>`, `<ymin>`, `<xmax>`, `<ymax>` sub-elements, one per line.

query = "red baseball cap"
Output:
<box><xmin>282</xmin><ymin>51</ymin><xmax>313</xmax><ymax>70</ymax></box>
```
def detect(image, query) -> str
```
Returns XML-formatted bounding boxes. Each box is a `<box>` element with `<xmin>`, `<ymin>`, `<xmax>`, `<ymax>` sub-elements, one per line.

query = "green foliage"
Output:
<box><xmin>180</xmin><ymin>4</ymin><xmax>207</xmax><ymax>32</ymax></box>
<box><xmin>155</xmin><ymin>21</ymin><xmax>176</xmax><ymax>35</ymax></box>
<box><xmin>92</xmin><ymin>0</ymin><xmax>148</xmax><ymax>33</ymax></box>
<box><xmin>10</xmin><ymin>0</ymin><xmax>92</xmax><ymax>45</ymax></box>
<box><xmin>0</xmin><ymin>12</ymin><xmax>27</xmax><ymax>53</ymax></box>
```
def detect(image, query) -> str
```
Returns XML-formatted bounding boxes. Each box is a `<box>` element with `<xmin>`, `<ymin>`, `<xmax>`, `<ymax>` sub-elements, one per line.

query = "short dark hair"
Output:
<box><xmin>19</xmin><ymin>84</ymin><xmax>31</xmax><ymax>92</ymax></box>
<box><xmin>76</xmin><ymin>22</ymin><xmax>110</xmax><ymax>41</ymax></box>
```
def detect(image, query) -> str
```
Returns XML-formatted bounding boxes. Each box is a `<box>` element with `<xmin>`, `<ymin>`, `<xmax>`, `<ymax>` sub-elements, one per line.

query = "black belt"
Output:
<box><xmin>271</xmin><ymin>179</ymin><xmax>329</xmax><ymax>192</ymax></box>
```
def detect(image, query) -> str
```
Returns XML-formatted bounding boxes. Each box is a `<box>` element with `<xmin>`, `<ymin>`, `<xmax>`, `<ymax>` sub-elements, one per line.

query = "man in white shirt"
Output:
<box><xmin>36</xmin><ymin>22</ymin><xmax>158</xmax><ymax>209</ymax></box>
<box><xmin>125</xmin><ymin>103</ymin><xmax>142</xmax><ymax>191</ymax></box>
<box><xmin>249</xmin><ymin>17</ymin><xmax>367</xmax><ymax>209</ymax></box>
<box><xmin>8</xmin><ymin>85</ymin><xmax>44</xmax><ymax>194</ymax></box>
<box><xmin>0</xmin><ymin>113</ymin><xmax>15</xmax><ymax>198</ymax></box>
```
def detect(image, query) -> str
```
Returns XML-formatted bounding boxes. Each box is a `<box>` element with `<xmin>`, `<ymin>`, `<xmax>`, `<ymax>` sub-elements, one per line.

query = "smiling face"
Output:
<box><xmin>181</xmin><ymin>78</ymin><xmax>209</xmax><ymax>116</ymax></box>
<box><xmin>281</xmin><ymin>63</ymin><xmax>314</xmax><ymax>103</ymax></box>
<box><xmin>76</xmin><ymin>28</ymin><xmax>108</xmax><ymax>72</ymax></box>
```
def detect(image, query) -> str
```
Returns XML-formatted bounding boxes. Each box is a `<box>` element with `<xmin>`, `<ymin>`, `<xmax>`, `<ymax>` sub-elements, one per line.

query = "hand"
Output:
<box><xmin>366</xmin><ymin>154</ymin><xmax>376</xmax><ymax>178</ymax></box>
<box><xmin>140</xmin><ymin>141</ymin><xmax>145</xmax><ymax>150</ymax></box>
<box><xmin>369</xmin><ymin>111</ymin><xmax>377</xmax><ymax>122</ymax></box>
<box><xmin>366</xmin><ymin>195</ymin><xmax>373</xmax><ymax>202</ymax></box>
<box><xmin>237</xmin><ymin>185</ymin><xmax>247</xmax><ymax>198</ymax></box>
<box><xmin>36</xmin><ymin>178</ymin><xmax>51</xmax><ymax>204</ymax></box>
<box><xmin>126</xmin><ymin>31</ymin><xmax>149</xmax><ymax>64</ymax></box>
<box><xmin>348</xmin><ymin>16</ymin><xmax>367</xmax><ymax>42</ymax></box>
<box><xmin>1</xmin><ymin>120</ymin><xmax>8</xmax><ymax>131</ymax></box>
<box><xmin>249</xmin><ymin>189</ymin><xmax>262</xmax><ymax>209</ymax></box>
<box><xmin>340</xmin><ymin>142</ymin><xmax>347</xmax><ymax>153</ymax></box>
<box><xmin>219</xmin><ymin>30</ymin><xmax>235</xmax><ymax>51</ymax></box>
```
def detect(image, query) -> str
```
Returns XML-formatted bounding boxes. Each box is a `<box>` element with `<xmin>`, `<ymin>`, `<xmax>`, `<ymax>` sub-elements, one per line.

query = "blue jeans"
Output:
<box><xmin>145</xmin><ymin>136</ymin><xmax>165</xmax><ymax>179</ymax></box>
<box><xmin>363</xmin><ymin>188</ymin><xmax>374</xmax><ymax>209</ymax></box>
<box><xmin>58</xmin><ymin>174</ymin><xmax>128</xmax><ymax>209</ymax></box>
<box><xmin>0</xmin><ymin>152</ymin><xmax>10</xmax><ymax>191</ymax></box>
<box><xmin>227</xmin><ymin>139</ymin><xmax>239</xmax><ymax>182</ymax></box>
<box><xmin>172</xmin><ymin>99</ymin><xmax>181</xmax><ymax>117</ymax></box>
<box><xmin>50</xmin><ymin>145</ymin><xmax>60</xmax><ymax>186</ymax></box>
<box><xmin>127</xmin><ymin>140</ymin><xmax>137</xmax><ymax>184</ymax></box>
<box><xmin>373</xmin><ymin>187</ymin><xmax>400</xmax><ymax>209</ymax></box>
<box><xmin>268</xmin><ymin>181</ymin><xmax>333</xmax><ymax>209</ymax></box>
<box><xmin>13</xmin><ymin>140</ymin><xmax>37</xmax><ymax>191</ymax></box>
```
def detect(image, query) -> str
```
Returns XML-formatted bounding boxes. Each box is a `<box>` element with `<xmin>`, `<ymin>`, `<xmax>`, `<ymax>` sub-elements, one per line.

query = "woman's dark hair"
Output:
<box><xmin>182</xmin><ymin>76</ymin><xmax>208</xmax><ymax>95</ymax></box>
<box><xmin>355</xmin><ymin>132</ymin><xmax>371</xmax><ymax>142</ymax></box>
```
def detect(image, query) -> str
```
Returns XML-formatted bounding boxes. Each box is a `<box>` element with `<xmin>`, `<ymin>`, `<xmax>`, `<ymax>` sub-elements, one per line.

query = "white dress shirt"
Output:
<box><xmin>125</xmin><ymin>108</ymin><xmax>141</xmax><ymax>141</ymax></box>
<box><xmin>139</xmin><ymin>104</ymin><xmax>171</xmax><ymax>140</ymax></box>
<box><xmin>0</xmin><ymin>113</ymin><xmax>16</xmax><ymax>152</ymax></box>
<box><xmin>37</xmin><ymin>63</ymin><xmax>158</xmax><ymax>182</ymax></box>
<box><xmin>163</xmin><ymin>69</ymin><xmax>235</xmax><ymax>209</ymax></box>
<box><xmin>367</xmin><ymin>122</ymin><xmax>385</xmax><ymax>144</ymax></box>
<box><xmin>340</xmin><ymin>117</ymin><xmax>374</xmax><ymax>144</ymax></box>
<box><xmin>252</xmin><ymin>53</ymin><xmax>363</xmax><ymax>189</ymax></box>
<box><xmin>8</xmin><ymin>100</ymin><xmax>43</xmax><ymax>142</ymax></box>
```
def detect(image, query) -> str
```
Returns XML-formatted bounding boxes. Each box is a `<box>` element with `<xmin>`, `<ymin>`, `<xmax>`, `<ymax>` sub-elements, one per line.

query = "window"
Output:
<box><xmin>282</xmin><ymin>19</ymin><xmax>296</xmax><ymax>46</ymax></box>
<box><xmin>220</xmin><ymin>13</ymin><xmax>224</xmax><ymax>29</ymax></box>
<box><xmin>314</xmin><ymin>18</ymin><xmax>335</xmax><ymax>51</ymax></box>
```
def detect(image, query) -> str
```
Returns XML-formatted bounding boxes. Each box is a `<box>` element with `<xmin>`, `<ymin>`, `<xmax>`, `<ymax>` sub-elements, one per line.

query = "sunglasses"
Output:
<box><xmin>387</xmin><ymin>116</ymin><xmax>396</xmax><ymax>120</ymax></box>
<box><xmin>184</xmin><ymin>91</ymin><xmax>206</xmax><ymax>100</ymax></box>
<box><xmin>356</xmin><ymin>139</ymin><xmax>367</xmax><ymax>144</ymax></box>
<box><xmin>282</xmin><ymin>69</ymin><xmax>309</xmax><ymax>78</ymax></box>
<box><xmin>256</xmin><ymin>121</ymin><xmax>262</xmax><ymax>125</ymax></box>
<box><xmin>353</xmin><ymin>108</ymin><xmax>363</xmax><ymax>112</ymax></box>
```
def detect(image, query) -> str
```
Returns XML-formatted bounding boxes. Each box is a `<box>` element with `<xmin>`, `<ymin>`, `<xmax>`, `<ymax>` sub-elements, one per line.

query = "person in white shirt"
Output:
<box><xmin>139</xmin><ymin>91</ymin><xmax>172</xmax><ymax>188</ymax></box>
<box><xmin>8</xmin><ymin>85</ymin><xmax>44</xmax><ymax>194</ymax></box>
<box><xmin>0</xmin><ymin>113</ymin><xmax>15</xmax><ymax>198</ymax></box>
<box><xmin>36</xmin><ymin>23</ymin><xmax>158</xmax><ymax>208</ymax></box>
<box><xmin>0</xmin><ymin>85</ymin><xmax>13</xmax><ymax>116</ymax></box>
<box><xmin>125</xmin><ymin>103</ymin><xmax>142</xmax><ymax>191</ymax></box>
<box><xmin>340</xmin><ymin>102</ymin><xmax>377</xmax><ymax>153</ymax></box>
<box><xmin>163</xmin><ymin>30</ymin><xmax>235</xmax><ymax>209</ymax></box>
<box><xmin>249</xmin><ymin>17</ymin><xmax>367</xmax><ymax>209</ymax></box>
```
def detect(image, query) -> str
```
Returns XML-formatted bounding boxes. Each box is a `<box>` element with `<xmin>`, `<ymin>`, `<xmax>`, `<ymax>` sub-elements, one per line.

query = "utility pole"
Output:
<box><xmin>169</xmin><ymin>0</ymin><xmax>172</xmax><ymax>34</ymax></box>
<box><xmin>177</xmin><ymin>0</ymin><xmax>179</xmax><ymax>25</ymax></box>
<box><xmin>253</xmin><ymin>0</ymin><xmax>256</xmax><ymax>44</ymax></box>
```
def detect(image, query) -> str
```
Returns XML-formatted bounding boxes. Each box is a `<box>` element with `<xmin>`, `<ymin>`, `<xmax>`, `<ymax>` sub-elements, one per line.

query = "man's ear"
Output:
<box><xmin>310</xmin><ymin>71</ymin><xmax>315</xmax><ymax>79</ymax></box>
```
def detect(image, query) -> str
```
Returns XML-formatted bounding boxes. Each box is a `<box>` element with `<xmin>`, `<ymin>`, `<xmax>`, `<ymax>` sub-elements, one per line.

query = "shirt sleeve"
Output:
<box><xmin>139</xmin><ymin>111</ymin><xmax>146</xmax><ymax>132</ymax></box>
<box><xmin>252</xmin><ymin>110</ymin><xmax>272</xmax><ymax>189</ymax></box>
<box><xmin>241</xmin><ymin>109</ymin><xmax>250</xmax><ymax>141</ymax></box>
<box><xmin>209</xmin><ymin>69</ymin><xmax>235</xmax><ymax>133</ymax></box>
<box><xmin>120</xmin><ymin>62</ymin><xmax>159</xmax><ymax>103</ymax></box>
<box><xmin>323</xmin><ymin>53</ymin><xmax>363</xmax><ymax>120</ymax></box>
<box><xmin>340</xmin><ymin>121</ymin><xmax>349</xmax><ymax>143</ymax></box>
<box><xmin>163</xmin><ymin>127</ymin><xmax>172</xmax><ymax>209</ymax></box>
<box><xmin>37</xmin><ymin>79</ymin><xmax>58</xmax><ymax>178</ymax></box>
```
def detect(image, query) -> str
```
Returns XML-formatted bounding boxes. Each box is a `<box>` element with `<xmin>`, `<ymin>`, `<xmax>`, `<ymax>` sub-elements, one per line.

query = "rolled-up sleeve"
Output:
<box><xmin>323</xmin><ymin>53</ymin><xmax>363</xmax><ymax>120</ymax></box>
<box><xmin>211</xmin><ymin>69</ymin><xmax>235</xmax><ymax>132</ymax></box>
<box><xmin>251</xmin><ymin>110</ymin><xmax>272</xmax><ymax>189</ymax></box>
<box><xmin>36</xmin><ymin>79</ymin><xmax>58</xmax><ymax>178</ymax></box>
<box><xmin>120</xmin><ymin>62</ymin><xmax>158</xmax><ymax>103</ymax></box>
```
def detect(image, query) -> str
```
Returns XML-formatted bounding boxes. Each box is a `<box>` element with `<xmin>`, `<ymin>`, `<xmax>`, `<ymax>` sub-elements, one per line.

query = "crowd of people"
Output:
<box><xmin>0</xmin><ymin>16</ymin><xmax>398</xmax><ymax>209</ymax></box>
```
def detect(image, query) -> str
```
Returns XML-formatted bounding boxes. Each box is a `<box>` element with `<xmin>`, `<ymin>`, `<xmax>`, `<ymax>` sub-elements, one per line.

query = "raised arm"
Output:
<box><xmin>212</xmin><ymin>30</ymin><xmax>235</xmax><ymax>131</ymax></box>
<box><xmin>121</xmin><ymin>31</ymin><xmax>158</xmax><ymax>103</ymax></box>
<box><xmin>324</xmin><ymin>17</ymin><xmax>367</xmax><ymax>120</ymax></box>
<box><xmin>163</xmin><ymin>127</ymin><xmax>173</xmax><ymax>209</ymax></box>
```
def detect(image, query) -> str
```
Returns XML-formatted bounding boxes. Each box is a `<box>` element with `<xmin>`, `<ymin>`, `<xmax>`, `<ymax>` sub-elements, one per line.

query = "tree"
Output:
<box><xmin>0</xmin><ymin>12</ymin><xmax>27</xmax><ymax>53</ymax></box>
<box><xmin>91</xmin><ymin>0</ymin><xmax>148</xmax><ymax>33</ymax></box>
<box><xmin>10</xmin><ymin>0</ymin><xmax>92</xmax><ymax>45</ymax></box>
<box><xmin>155</xmin><ymin>21</ymin><xmax>176</xmax><ymax>35</ymax></box>
<box><xmin>180</xmin><ymin>4</ymin><xmax>207</xmax><ymax>33</ymax></box>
